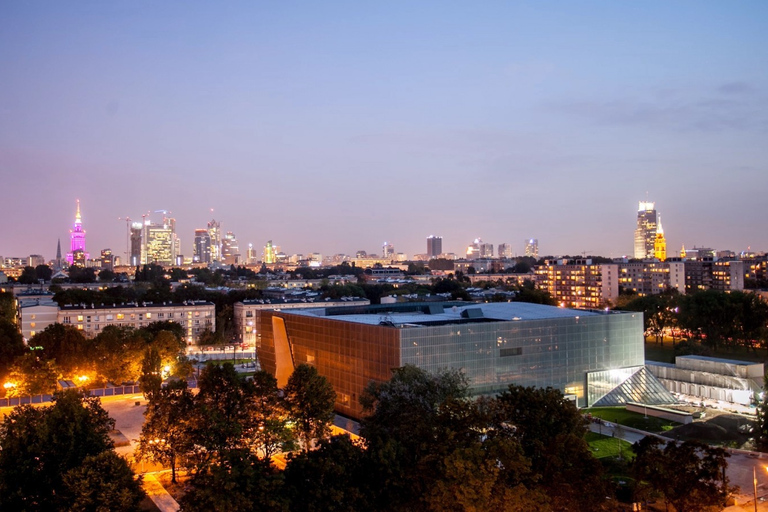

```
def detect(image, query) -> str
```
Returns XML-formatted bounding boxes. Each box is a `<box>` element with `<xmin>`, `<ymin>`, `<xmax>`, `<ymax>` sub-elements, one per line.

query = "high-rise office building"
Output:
<box><xmin>263</xmin><ymin>241</ymin><xmax>277</xmax><ymax>264</ymax></box>
<box><xmin>247</xmin><ymin>243</ymin><xmax>257</xmax><ymax>265</ymax></box>
<box><xmin>525</xmin><ymin>239</ymin><xmax>539</xmax><ymax>258</ymax></box>
<box><xmin>497</xmin><ymin>243</ymin><xmax>512</xmax><ymax>259</ymax></box>
<box><xmin>382</xmin><ymin>242</ymin><xmax>394</xmax><ymax>258</ymax></box>
<box><xmin>99</xmin><ymin>249</ymin><xmax>114</xmax><ymax>270</ymax></box>
<box><xmin>466</xmin><ymin>239</ymin><xmax>493</xmax><ymax>259</ymax></box>
<box><xmin>130</xmin><ymin>222</ymin><xmax>143</xmax><ymax>266</ymax></box>
<box><xmin>194</xmin><ymin>229</ymin><xmax>212</xmax><ymax>264</ymax></box>
<box><xmin>66</xmin><ymin>200</ymin><xmax>89</xmax><ymax>266</ymax></box>
<box><xmin>222</xmin><ymin>231</ymin><xmax>240</xmax><ymax>265</ymax></box>
<box><xmin>634</xmin><ymin>202</ymin><xmax>658</xmax><ymax>260</ymax></box>
<box><xmin>426</xmin><ymin>236</ymin><xmax>443</xmax><ymax>258</ymax></box>
<box><xmin>208</xmin><ymin>219</ymin><xmax>222</xmax><ymax>262</ymax></box>
<box><xmin>144</xmin><ymin>222</ymin><xmax>174</xmax><ymax>266</ymax></box>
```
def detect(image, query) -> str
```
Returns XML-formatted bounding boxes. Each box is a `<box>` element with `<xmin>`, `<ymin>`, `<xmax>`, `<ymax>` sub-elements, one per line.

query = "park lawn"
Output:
<box><xmin>586</xmin><ymin>431</ymin><xmax>635</xmax><ymax>461</ymax></box>
<box><xmin>586</xmin><ymin>406</ymin><xmax>677</xmax><ymax>433</ymax></box>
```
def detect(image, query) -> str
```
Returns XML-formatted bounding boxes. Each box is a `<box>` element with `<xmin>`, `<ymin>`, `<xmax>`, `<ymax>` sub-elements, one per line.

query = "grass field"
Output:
<box><xmin>586</xmin><ymin>406</ymin><xmax>677</xmax><ymax>433</ymax></box>
<box><xmin>586</xmin><ymin>431</ymin><xmax>635</xmax><ymax>460</ymax></box>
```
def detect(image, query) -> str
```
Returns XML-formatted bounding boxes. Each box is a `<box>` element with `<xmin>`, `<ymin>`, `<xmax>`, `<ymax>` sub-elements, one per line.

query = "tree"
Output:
<box><xmin>62</xmin><ymin>451</ymin><xmax>145</xmax><ymax>512</ymax></box>
<box><xmin>632</xmin><ymin>437</ymin><xmax>731</xmax><ymax>512</ymax></box>
<box><xmin>179</xmin><ymin>449</ymin><xmax>287</xmax><ymax>512</ymax></box>
<box><xmin>0</xmin><ymin>320</ymin><xmax>26</xmax><ymax>383</ymax></box>
<box><xmin>284</xmin><ymin>364</ymin><xmax>336</xmax><ymax>451</ymax></box>
<box><xmin>92</xmin><ymin>325</ymin><xmax>145</xmax><ymax>384</ymax></box>
<box><xmin>0</xmin><ymin>389</ymin><xmax>117</xmax><ymax>510</ymax></box>
<box><xmin>139</xmin><ymin>347</ymin><xmax>163</xmax><ymax>398</ymax></box>
<box><xmin>0</xmin><ymin>291</ymin><xmax>15</xmax><ymax>323</ymax></box>
<box><xmin>246</xmin><ymin>370</ymin><xmax>296</xmax><ymax>459</ymax></box>
<box><xmin>493</xmin><ymin>385</ymin><xmax>609</xmax><ymax>511</ymax></box>
<box><xmin>35</xmin><ymin>264</ymin><xmax>53</xmax><ymax>282</ymax></box>
<box><xmin>7</xmin><ymin>352</ymin><xmax>58</xmax><ymax>396</ymax></box>
<box><xmin>98</xmin><ymin>268</ymin><xmax>116</xmax><ymax>282</ymax></box>
<box><xmin>18</xmin><ymin>265</ymin><xmax>38</xmax><ymax>284</ymax></box>
<box><xmin>137</xmin><ymin>379</ymin><xmax>195</xmax><ymax>483</ymax></box>
<box><xmin>30</xmin><ymin>323</ymin><xmax>92</xmax><ymax>377</ymax></box>
<box><xmin>190</xmin><ymin>363</ymin><xmax>253</xmax><ymax>469</ymax></box>
<box><xmin>283</xmin><ymin>435</ymin><xmax>372</xmax><ymax>512</ymax></box>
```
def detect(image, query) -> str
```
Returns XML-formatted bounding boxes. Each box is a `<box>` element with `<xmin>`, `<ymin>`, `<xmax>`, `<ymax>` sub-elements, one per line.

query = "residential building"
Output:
<box><xmin>57</xmin><ymin>301</ymin><xmax>215</xmax><ymax>344</ymax></box>
<box><xmin>685</xmin><ymin>259</ymin><xmax>744</xmax><ymax>293</ymax></box>
<box><xmin>618</xmin><ymin>260</ymin><xmax>685</xmax><ymax>296</ymax></box>
<box><xmin>535</xmin><ymin>259</ymin><xmax>619</xmax><ymax>308</ymax></box>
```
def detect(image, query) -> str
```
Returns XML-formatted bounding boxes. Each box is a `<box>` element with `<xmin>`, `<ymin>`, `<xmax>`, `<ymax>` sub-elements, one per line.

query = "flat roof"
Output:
<box><xmin>60</xmin><ymin>300</ymin><xmax>214</xmax><ymax>311</ymax></box>
<box><xmin>283</xmin><ymin>302</ymin><xmax>618</xmax><ymax>327</ymax></box>
<box><xmin>677</xmin><ymin>355</ymin><xmax>762</xmax><ymax>367</ymax></box>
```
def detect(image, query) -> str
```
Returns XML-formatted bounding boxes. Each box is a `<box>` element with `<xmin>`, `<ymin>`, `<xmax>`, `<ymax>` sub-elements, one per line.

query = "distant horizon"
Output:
<box><xmin>2</xmin><ymin>2</ymin><xmax>766</xmax><ymax>260</ymax></box>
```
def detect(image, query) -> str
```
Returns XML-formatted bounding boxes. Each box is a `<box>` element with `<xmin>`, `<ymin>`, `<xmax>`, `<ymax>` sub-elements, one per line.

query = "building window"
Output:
<box><xmin>77</xmin><ymin>315</ymin><xmax>84</xmax><ymax>322</ymax></box>
<box><xmin>76</xmin><ymin>325</ymin><xmax>83</xmax><ymax>330</ymax></box>
<box><xmin>116</xmin><ymin>314</ymin><xmax>124</xmax><ymax>320</ymax></box>
<box><xmin>500</xmin><ymin>347</ymin><xmax>523</xmax><ymax>357</ymax></box>
<box><xmin>30</xmin><ymin>330</ymin><xmax>35</xmax><ymax>337</ymax></box>
<box><xmin>146</xmin><ymin>313</ymin><xmax>152</xmax><ymax>319</ymax></box>
<box><xmin>30</xmin><ymin>314</ymin><xmax>36</xmax><ymax>320</ymax></box>
<box><xmin>30</xmin><ymin>322</ymin><xmax>36</xmax><ymax>328</ymax></box>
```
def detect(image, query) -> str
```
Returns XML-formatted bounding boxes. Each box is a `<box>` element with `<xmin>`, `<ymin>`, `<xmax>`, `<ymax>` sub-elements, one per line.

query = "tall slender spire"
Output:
<box><xmin>75</xmin><ymin>199</ymin><xmax>82</xmax><ymax>224</ymax></box>
<box><xmin>56</xmin><ymin>238</ymin><xmax>62</xmax><ymax>260</ymax></box>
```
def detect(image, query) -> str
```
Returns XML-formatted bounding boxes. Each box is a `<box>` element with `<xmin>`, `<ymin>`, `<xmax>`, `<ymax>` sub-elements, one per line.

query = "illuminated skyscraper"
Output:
<box><xmin>497</xmin><ymin>243</ymin><xmax>512</xmax><ymax>259</ymax></box>
<box><xmin>222</xmin><ymin>231</ymin><xmax>240</xmax><ymax>265</ymax></box>
<box><xmin>466</xmin><ymin>239</ymin><xmax>493</xmax><ymax>259</ymax></box>
<box><xmin>208</xmin><ymin>219</ymin><xmax>222</xmax><ymax>262</ymax></box>
<box><xmin>525</xmin><ymin>239</ymin><xmax>539</xmax><ymax>258</ymax></box>
<box><xmin>263</xmin><ymin>241</ymin><xmax>277</xmax><ymax>264</ymax></box>
<box><xmin>426</xmin><ymin>236</ymin><xmax>442</xmax><ymax>258</ymax></box>
<box><xmin>382</xmin><ymin>242</ymin><xmax>394</xmax><ymax>258</ymax></box>
<box><xmin>653</xmin><ymin>218</ymin><xmax>667</xmax><ymax>261</ymax></box>
<box><xmin>66</xmin><ymin>200</ymin><xmax>89</xmax><ymax>266</ymax></box>
<box><xmin>194</xmin><ymin>229</ymin><xmax>212</xmax><ymax>264</ymax></box>
<box><xmin>634</xmin><ymin>201</ymin><xmax>658</xmax><ymax>260</ymax></box>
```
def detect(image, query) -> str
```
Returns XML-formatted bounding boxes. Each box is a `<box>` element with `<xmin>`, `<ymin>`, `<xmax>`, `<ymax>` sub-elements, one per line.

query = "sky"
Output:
<box><xmin>1</xmin><ymin>1</ymin><xmax>767</xmax><ymax>262</ymax></box>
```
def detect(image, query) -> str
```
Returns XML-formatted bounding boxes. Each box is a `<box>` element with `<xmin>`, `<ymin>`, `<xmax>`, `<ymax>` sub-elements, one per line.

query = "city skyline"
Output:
<box><xmin>2</xmin><ymin>2</ymin><xmax>767</xmax><ymax>259</ymax></box>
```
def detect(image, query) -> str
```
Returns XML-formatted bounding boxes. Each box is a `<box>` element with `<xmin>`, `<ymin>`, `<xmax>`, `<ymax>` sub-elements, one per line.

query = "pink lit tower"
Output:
<box><xmin>66</xmin><ymin>200</ymin><xmax>89</xmax><ymax>266</ymax></box>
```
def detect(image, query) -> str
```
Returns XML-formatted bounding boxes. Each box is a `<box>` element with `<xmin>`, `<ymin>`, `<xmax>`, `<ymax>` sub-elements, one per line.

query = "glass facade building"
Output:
<box><xmin>256</xmin><ymin>302</ymin><xmax>660</xmax><ymax>419</ymax></box>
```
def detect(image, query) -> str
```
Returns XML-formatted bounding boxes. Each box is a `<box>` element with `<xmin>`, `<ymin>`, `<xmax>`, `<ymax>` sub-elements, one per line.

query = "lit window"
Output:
<box><xmin>116</xmin><ymin>313</ymin><xmax>124</xmax><ymax>320</ymax></box>
<box><xmin>30</xmin><ymin>322</ymin><xmax>36</xmax><ymax>328</ymax></box>
<box><xmin>77</xmin><ymin>324</ymin><xmax>83</xmax><ymax>330</ymax></box>
<box><xmin>31</xmin><ymin>314</ymin><xmax>36</xmax><ymax>320</ymax></box>
<box><xmin>77</xmin><ymin>315</ymin><xmax>84</xmax><ymax>322</ymax></box>
<box><xmin>30</xmin><ymin>330</ymin><xmax>35</xmax><ymax>336</ymax></box>
<box><xmin>146</xmin><ymin>313</ymin><xmax>152</xmax><ymax>319</ymax></box>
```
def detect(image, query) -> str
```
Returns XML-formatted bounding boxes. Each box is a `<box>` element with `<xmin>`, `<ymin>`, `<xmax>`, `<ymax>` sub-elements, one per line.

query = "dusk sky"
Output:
<box><xmin>2</xmin><ymin>1</ymin><xmax>767</xmax><ymax>262</ymax></box>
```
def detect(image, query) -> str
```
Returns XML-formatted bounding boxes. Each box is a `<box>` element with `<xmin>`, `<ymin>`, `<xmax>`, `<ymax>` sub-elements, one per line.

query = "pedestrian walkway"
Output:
<box><xmin>142</xmin><ymin>473</ymin><xmax>180</xmax><ymax>512</ymax></box>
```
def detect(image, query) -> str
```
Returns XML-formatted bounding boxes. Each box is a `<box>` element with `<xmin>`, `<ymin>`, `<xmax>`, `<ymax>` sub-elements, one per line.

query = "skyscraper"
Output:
<box><xmin>382</xmin><ymin>242</ymin><xmax>394</xmax><ymax>258</ymax></box>
<box><xmin>466</xmin><ymin>239</ymin><xmax>493</xmax><ymax>259</ymax></box>
<box><xmin>634</xmin><ymin>202</ymin><xmax>658</xmax><ymax>260</ymax></box>
<box><xmin>498</xmin><ymin>243</ymin><xmax>512</xmax><ymax>259</ymax></box>
<box><xmin>66</xmin><ymin>200</ymin><xmax>89</xmax><ymax>266</ymax></box>
<box><xmin>525</xmin><ymin>239</ymin><xmax>539</xmax><ymax>258</ymax></box>
<box><xmin>208</xmin><ymin>219</ymin><xmax>222</xmax><ymax>262</ymax></box>
<box><xmin>144</xmin><ymin>222</ymin><xmax>174</xmax><ymax>266</ymax></box>
<box><xmin>222</xmin><ymin>231</ymin><xmax>240</xmax><ymax>265</ymax></box>
<box><xmin>194</xmin><ymin>229</ymin><xmax>212</xmax><ymax>264</ymax></box>
<box><xmin>130</xmin><ymin>222</ymin><xmax>143</xmax><ymax>266</ymax></box>
<box><xmin>263</xmin><ymin>241</ymin><xmax>277</xmax><ymax>264</ymax></box>
<box><xmin>426</xmin><ymin>236</ymin><xmax>442</xmax><ymax>259</ymax></box>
